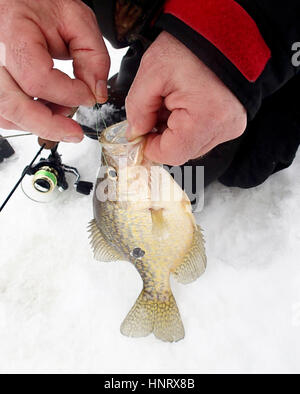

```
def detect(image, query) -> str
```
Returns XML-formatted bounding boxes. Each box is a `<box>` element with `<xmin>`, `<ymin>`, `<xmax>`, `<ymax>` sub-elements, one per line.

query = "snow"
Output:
<box><xmin>76</xmin><ymin>102</ymin><xmax>118</xmax><ymax>128</ymax></box>
<box><xmin>0</xmin><ymin>41</ymin><xmax>300</xmax><ymax>374</ymax></box>
<box><xmin>76</xmin><ymin>103</ymin><xmax>126</xmax><ymax>132</ymax></box>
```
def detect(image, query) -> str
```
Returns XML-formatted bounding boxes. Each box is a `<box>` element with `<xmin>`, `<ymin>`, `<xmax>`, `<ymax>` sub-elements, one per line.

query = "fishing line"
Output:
<box><xmin>2</xmin><ymin>130</ymin><xmax>101</xmax><ymax>139</ymax></box>
<box><xmin>95</xmin><ymin>102</ymin><xmax>109</xmax><ymax>167</ymax></box>
<box><xmin>2</xmin><ymin>133</ymin><xmax>33</xmax><ymax>139</ymax></box>
<box><xmin>95</xmin><ymin>102</ymin><xmax>107</xmax><ymax>136</ymax></box>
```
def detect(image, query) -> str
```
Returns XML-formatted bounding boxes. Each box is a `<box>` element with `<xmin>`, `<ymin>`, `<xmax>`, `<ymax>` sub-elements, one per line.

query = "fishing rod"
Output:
<box><xmin>0</xmin><ymin>105</ymin><xmax>110</xmax><ymax>212</ymax></box>
<box><xmin>1</xmin><ymin>127</ymin><xmax>101</xmax><ymax>141</ymax></box>
<box><xmin>0</xmin><ymin>143</ymin><xmax>46</xmax><ymax>212</ymax></box>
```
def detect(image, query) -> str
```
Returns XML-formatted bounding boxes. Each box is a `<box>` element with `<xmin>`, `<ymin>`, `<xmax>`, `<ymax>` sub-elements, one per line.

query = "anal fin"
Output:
<box><xmin>173</xmin><ymin>225</ymin><xmax>207</xmax><ymax>284</ymax></box>
<box><xmin>88</xmin><ymin>219</ymin><xmax>123</xmax><ymax>262</ymax></box>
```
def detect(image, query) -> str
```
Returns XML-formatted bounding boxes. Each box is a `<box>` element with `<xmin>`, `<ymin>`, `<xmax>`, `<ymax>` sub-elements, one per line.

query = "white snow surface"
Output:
<box><xmin>0</xmin><ymin>41</ymin><xmax>299</xmax><ymax>374</ymax></box>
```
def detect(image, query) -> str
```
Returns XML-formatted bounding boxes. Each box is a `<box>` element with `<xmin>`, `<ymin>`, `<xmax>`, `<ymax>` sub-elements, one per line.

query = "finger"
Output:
<box><xmin>61</xmin><ymin>1</ymin><xmax>110</xmax><ymax>103</ymax></box>
<box><xmin>6</xmin><ymin>19</ymin><xmax>96</xmax><ymax>107</ymax></box>
<box><xmin>125</xmin><ymin>55</ymin><xmax>164</xmax><ymax>140</ymax></box>
<box><xmin>143</xmin><ymin>131</ymin><xmax>188</xmax><ymax>166</ymax></box>
<box><xmin>0</xmin><ymin>67</ymin><xmax>83</xmax><ymax>143</ymax></box>
<box><xmin>0</xmin><ymin>115</ymin><xmax>23</xmax><ymax>131</ymax></box>
<box><xmin>144</xmin><ymin>108</ymin><xmax>210</xmax><ymax>165</ymax></box>
<box><xmin>36</xmin><ymin>99</ymin><xmax>76</xmax><ymax>117</ymax></box>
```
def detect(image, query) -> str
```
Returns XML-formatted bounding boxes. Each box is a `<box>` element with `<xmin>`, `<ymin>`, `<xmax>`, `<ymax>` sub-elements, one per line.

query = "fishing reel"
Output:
<box><xmin>21</xmin><ymin>142</ymin><xmax>93</xmax><ymax>203</ymax></box>
<box><xmin>0</xmin><ymin>107</ymin><xmax>95</xmax><ymax>212</ymax></box>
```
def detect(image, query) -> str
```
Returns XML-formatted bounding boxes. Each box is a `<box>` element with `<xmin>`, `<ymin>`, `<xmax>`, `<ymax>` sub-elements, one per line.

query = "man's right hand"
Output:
<box><xmin>0</xmin><ymin>0</ymin><xmax>110</xmax><ymax>142</ymax></box>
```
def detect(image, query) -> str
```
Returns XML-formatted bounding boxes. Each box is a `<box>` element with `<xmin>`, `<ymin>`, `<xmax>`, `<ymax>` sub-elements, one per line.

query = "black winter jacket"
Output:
<box><xmin>83</xmin><ymin>0</ymin><xmax>300</xmax><ymax>188</ymax></box>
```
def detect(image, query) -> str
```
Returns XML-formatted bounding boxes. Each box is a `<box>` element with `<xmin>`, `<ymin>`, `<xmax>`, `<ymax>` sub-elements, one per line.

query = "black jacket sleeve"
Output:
<box><xmin>83</xmin><ymin>1</ymin><xmax>300</xmax><ymax>120</ymax></box>
<box><xmin>156</xmin><ymin>0</ymin><xmax>300</xmax><ymax>119</ymax></box>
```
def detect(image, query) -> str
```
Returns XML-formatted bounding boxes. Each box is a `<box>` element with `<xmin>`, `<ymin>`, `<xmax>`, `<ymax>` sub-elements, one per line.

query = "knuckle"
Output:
<box><xmin>81</xmin><ymin>2</ymin><xmax>96</xmax><ymax>18</ymax></box>
<box><xmin>140</xmin><ymin>49</ymin><xmax>165</xmax><ymax>75</ymax></box>
<box><xmin>140</xmin><ymin>51</ymin><xmax>153</xmax><ymax>70</ymax></box>
<box><xmin>72</xmin><ymin>0</ymin><xmax>98</xmax><ymax>23</ymax></box>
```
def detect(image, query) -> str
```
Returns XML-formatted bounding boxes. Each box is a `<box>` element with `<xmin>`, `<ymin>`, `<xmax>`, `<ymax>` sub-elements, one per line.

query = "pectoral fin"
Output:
<box><xmin>88</xmin><ymin>219</ymin><xmax>123</xmax><ymax>262</ymax></box>
<box><xmin>173</xmin><ymin>225</ymin><xmax>207</xmax><ymax>284</ymax></box>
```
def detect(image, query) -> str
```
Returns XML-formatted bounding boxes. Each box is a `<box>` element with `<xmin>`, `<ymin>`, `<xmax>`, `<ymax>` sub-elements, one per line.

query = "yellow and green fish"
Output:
<box><xmin>89</xmin><ymin>121</ymin><xmax>206</xmax><ymax>342</ymax></box>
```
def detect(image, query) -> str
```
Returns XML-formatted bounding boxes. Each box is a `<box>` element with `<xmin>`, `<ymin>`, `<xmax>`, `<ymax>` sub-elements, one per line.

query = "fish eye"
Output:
<box><xmin>107</xmin><ymin>167</ymin><xmax>118</xmax><ymax>179</ymax></box>
<box><xmin>131</xmin><ymin>248</ymin><xmax>145</xmax><ymax>259</ymax></box>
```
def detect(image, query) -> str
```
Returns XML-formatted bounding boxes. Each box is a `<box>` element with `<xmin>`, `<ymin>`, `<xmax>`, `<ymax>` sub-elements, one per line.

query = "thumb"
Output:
<box><xmin>125</xmin><ymin>57</ymin><xmax>164</xmax><ymax>140</ymax></box>
<box><xmin>61</xmin><ymin>2</ymin><xmax>110</xmax><ymax>103</ymax></box>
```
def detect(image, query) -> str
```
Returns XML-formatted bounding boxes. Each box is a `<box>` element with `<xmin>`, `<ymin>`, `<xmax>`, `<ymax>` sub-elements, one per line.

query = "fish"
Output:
<box><xmin>88</xmin><ymin>120</ymin><xmax>207</xmax><ymax>342</ymax></box>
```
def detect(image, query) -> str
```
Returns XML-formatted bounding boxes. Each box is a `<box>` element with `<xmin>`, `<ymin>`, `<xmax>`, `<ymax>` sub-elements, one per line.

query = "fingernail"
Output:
<box><xmin>96</xmin><ymin>80</ymin><xmax>108</xmax><ymax>103</ymax></box>
<box><xmin>62</xmin><ymin>135</ymin><xmax>83</xmax><ymax>143</ymax></box>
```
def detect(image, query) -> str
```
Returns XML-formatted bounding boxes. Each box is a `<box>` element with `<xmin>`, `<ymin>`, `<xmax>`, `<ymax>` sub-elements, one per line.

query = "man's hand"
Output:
<box><xmin>126</xmin><ymin>32</ymin><xmax>247</xmax><ymax>165</ymax></box>
<box><xmin>0</xmin><ymin>0</ymin><xmax>110</xmax><ymax>142</ymax></box>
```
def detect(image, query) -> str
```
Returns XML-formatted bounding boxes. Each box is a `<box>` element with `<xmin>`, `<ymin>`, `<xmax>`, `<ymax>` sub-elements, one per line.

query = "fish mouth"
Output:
<box><xmin>100</xmin><ymin>120</ymin><xmax>144</xmax><ymax>147</ymax></box>
<box><xmin>100</xmin><ymin>121</ymin><xmax>146</xmax><ymax>167</ymax></box>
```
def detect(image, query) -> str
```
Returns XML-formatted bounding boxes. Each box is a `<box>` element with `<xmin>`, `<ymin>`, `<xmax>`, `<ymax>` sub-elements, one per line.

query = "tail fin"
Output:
<box><xmin>120</xmin><ymin>289</ymin><xmax>185</xmax><ymax>343</ymax></box>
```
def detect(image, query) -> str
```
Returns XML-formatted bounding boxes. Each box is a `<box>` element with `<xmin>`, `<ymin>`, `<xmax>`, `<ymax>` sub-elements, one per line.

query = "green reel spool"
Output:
<box><xmin>33</xmin><ymin>168</ymin><xmax>58</xmax><ymax>194</ymax></box>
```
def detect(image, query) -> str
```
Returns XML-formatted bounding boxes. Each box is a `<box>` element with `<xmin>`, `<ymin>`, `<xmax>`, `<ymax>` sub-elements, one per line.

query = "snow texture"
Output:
<box><xmin>0</xmin><ymin>41</ymin><xmax>299</xmax><ymax>374</ymax></box>
<box><xmin>76</xmin><ymin>103</ymin><xmax>123</xmax><ymax>131</ymax></box>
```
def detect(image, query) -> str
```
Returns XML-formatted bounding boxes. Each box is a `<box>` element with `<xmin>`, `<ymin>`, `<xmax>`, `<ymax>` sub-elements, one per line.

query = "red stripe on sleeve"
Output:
<box><xmin>164</xmin><ymin>0</ymin><xmax>271</xmax><ymax>82</ymax></box>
